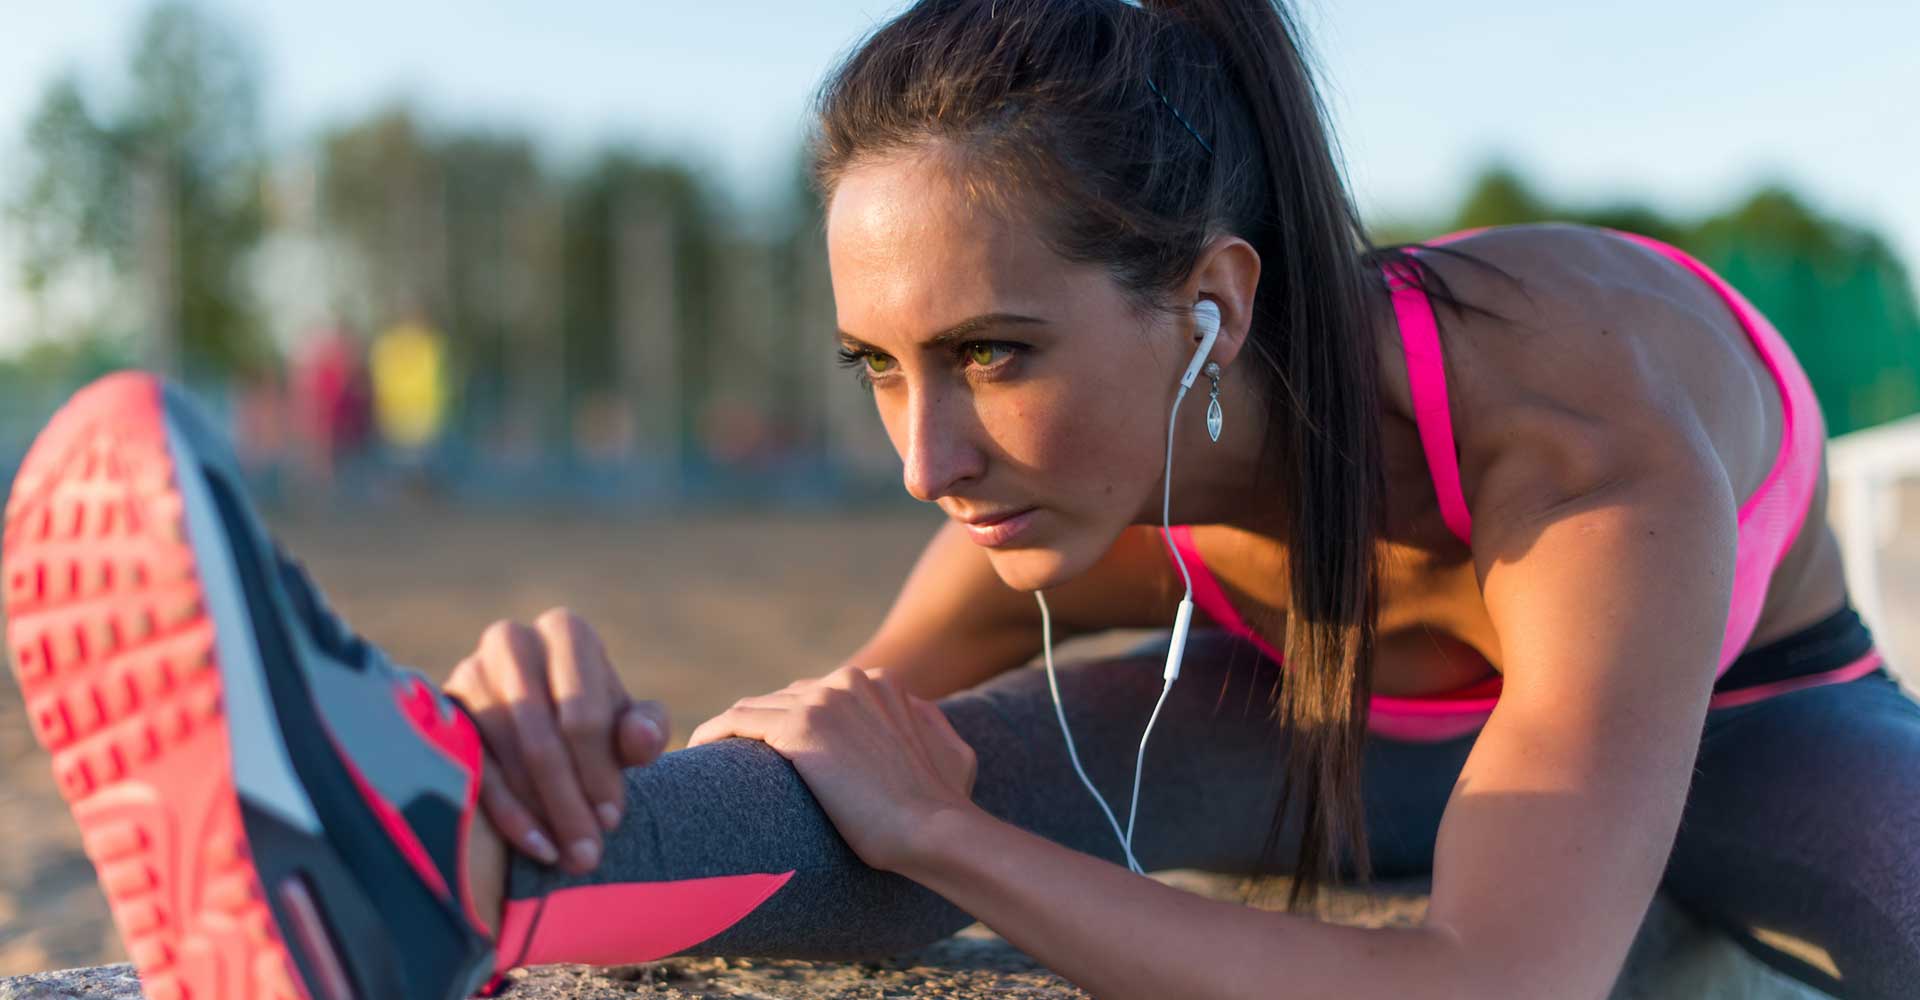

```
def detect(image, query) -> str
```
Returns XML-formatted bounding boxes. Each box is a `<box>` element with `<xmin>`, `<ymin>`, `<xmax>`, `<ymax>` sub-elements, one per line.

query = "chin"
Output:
<box><xmin>983</xmin><ymin>538</ymin><xmax>1102</xmax><ymax>592</ymax></box>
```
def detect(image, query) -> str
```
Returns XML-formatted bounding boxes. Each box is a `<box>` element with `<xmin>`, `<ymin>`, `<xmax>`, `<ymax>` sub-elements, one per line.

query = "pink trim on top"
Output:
<box><xmin>1384</xmin><ymin>259</ymin><xmax>1473</xmax><ymax>546</ymax></box>
<box><xmin>1365</xmin><ymin>707</ymin><xmax>1493</xmax><ymax>742</ymax></box>
<box><xmin>1705</xmin><ymin>649</ymin><xmax>1883</xmax><ymax>711</ymax></box>
<box><xmin>1375</xmin><ymin>224</ymin><xmax>1519</xmax><ymax>547</ymax></box>
<box><xmin>1602</xmin><ymin>229</ymin><xmax>1828</xmax><ymax>678</ymax></box>
<box><xmin>1165</xmin><ymin>525</ymin><xmax>1501</xmax><ymax>741</ymax></box>
<box><xmin>1165</xmin><ymin>525</ymin><xmax>1267</xmax><ymax>658</ymax></box>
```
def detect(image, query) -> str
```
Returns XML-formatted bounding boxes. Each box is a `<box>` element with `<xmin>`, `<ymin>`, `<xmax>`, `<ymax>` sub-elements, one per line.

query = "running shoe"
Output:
<box><xmin>3</xmin><ymin>372</ymin><xmax>498</xmax><ymax>999</ymax></box>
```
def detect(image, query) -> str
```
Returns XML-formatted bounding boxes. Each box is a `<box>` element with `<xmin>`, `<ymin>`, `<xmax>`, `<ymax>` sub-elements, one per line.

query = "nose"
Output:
<box><xmin>897</xmin><ymin>383</ymin><xmax>984</xmax><ymax>503</ymax></box>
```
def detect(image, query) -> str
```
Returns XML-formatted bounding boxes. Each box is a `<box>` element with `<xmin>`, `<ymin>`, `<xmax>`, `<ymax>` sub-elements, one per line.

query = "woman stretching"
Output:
<box><xmin>7</xmin><ymin>1</ymin><xmax>1918</xmax><ymax>998</ymax></box>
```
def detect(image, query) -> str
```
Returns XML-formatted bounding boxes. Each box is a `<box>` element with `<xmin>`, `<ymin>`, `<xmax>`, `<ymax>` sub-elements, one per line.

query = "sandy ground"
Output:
<box><xmin>2</xmin><ymin>492</ymin><xmax>1916</xmax><ymax>977</ymax></box>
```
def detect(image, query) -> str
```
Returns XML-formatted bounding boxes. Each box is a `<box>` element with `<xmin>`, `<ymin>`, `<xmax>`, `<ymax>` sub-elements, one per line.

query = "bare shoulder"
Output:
<box><xmin>1412</xmin><ymin>222</ymin><xmax>1777</xmax><ymax>521</ymax></box>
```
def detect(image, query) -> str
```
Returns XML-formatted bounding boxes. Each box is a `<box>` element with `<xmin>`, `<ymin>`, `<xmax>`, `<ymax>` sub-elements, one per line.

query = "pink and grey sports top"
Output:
<box><xmin>1163</xmin><ymin>226</ymin><xmax>1885</xmax><ymax>741</ymax></box>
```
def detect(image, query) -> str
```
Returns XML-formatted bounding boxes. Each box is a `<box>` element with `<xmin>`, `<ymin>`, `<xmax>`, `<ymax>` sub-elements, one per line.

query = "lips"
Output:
<box><xmin>955</xmin><ymin>507</ymin><xmax>1039</xmax><ymax>548</ymax></box>
<box><xmin>960</xmin><ymin>507</ymin><xmax>1033</xmax><ymax>527</ymax></box>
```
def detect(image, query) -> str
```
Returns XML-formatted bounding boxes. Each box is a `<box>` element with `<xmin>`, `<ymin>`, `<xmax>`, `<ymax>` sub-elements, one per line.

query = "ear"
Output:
<box><xmin>1183</xmin><ymin>234</ymin><xmax>1260</xmax><ymax>368</ymax></box>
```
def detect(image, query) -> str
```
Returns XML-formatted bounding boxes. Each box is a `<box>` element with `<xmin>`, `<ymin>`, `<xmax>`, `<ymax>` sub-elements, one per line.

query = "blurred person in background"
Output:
<box><xmin>289</xmin><ymin>322</ymin><xmax>372</xmax><ymax>498</ymax></box>
<box><xmin>6</xmin><ymin>2</ymin><xmax>1916</xmax><ymax>999</ymax></box>
<box><xmin>370</xmin><ymin>308</ymin><xmax>450</xmax><ymax>496</ymax></box>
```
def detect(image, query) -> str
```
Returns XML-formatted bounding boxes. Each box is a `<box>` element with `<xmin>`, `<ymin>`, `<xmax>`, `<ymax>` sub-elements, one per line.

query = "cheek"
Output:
<box><xmin>989</xmin><ymin>385</ymin><xmax>1159</xmax><ymax>498</ymax></box>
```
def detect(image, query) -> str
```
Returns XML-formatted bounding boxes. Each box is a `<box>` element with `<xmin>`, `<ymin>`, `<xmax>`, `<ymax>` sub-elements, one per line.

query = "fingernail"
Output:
<box><xmin>570</xmin><ymin>838</ymin><xmax>601</xmax><ymax>870</ymax></box>
<box><xmin>597</xmin><ymin>802</ymin><xmax>620</xmax><ymax>831</ymax></box>
<box><xmin>524</xmin><ymin>830</ymin><xmax>559</xmax><ymax>865</ymax></box>
<box><xmin>634</xmin><ymin>714</ymin><xmax>661</xmax><ymax>744</ymax></box>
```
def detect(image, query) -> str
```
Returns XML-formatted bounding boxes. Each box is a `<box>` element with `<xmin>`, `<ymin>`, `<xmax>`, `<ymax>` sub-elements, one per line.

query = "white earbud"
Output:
<box><xmin>1179</xmin><ymin>299</ymin><xmax>1222</xmax><ymax>390</ymax></box>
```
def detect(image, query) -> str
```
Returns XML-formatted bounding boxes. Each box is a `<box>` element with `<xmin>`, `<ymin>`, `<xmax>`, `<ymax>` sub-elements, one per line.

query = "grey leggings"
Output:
<box><xmin>507</xmin><ymin>629</ymin><xmax>1920</xmax><ymax>999</ymax></box>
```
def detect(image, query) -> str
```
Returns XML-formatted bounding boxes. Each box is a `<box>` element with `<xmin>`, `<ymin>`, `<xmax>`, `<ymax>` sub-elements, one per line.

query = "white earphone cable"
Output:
<box><xmin>1036</xmin><ymin>372</ymin><xmax>1195</xmax><ymax>876</ymax></box>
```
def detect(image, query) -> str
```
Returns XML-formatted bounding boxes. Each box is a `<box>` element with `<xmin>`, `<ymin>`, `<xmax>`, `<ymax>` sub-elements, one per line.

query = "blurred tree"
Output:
<box><xmin>437</xmin><ymin>131</ymin><xmax>548</xmax><ymax>454</ymax></box>
<box><xmin>1395</xmin><ymin>164</ymin><xmax>1920</xmax><ymax>436</ymax></box>
<box><xmin>10</xmin><ymin>2</ymin><xmax>268</xmax><ymax>378</ymax></box>
<box><xmin>320</xmin><ymin>110</ymin><xmax>567</xmax><ymax>454</ymax></box>
<box><xmin>559</xmin><ymin>151</ymin><xmax>721</xmax><ymax>468</ymax></box>
<box><xmin>1692</xmin><ymin>187</ymin><xmax>1920</xmax><ymax>435</ymax></box>
<box><xmin>317</xmin><ymin>107</ymin><xmax>446</xmax><ymax>326</ymax></box>
<box><xmin>1449</xmin><ymin>160</ymin><xmax>1550</xmax><ymax>230</ymax></box>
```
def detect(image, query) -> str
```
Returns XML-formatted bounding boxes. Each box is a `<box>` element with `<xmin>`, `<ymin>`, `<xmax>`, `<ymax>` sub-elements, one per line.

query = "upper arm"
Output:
<box><xmin>1418</xmin><ymin>325</ymin><xmax>1739</xmax><ymax>997</ymax></box>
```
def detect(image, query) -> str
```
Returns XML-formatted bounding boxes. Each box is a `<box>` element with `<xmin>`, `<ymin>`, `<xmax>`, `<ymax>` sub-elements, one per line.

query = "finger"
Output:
<box><xmin>687</xmin><ymin>704</ymin><xmax>789</xmax><ymax>750</ymax></box>
<box><xmin>477</xmin><ymin>748</ymin><xmax>560</xmax><ymax>865</ymax></box>
<box><xmin>453</xmin><ymin>664</ymin><xmax>554</xmax><ymax>854</ymax></box>
<box><xmin>492</xmin><ymin>623</ymin><xmax>604</xmax><ymax>874</ymax></box>
<box><xmin>684</xmin><ymin>692</ymin><xmax>794</xmax><ymax>748</ymax></box>
<box><xmin>536</xmin><ymin>608</ymin><xmax>624</xmax><ymax>833</ymax></box>
<box><xmin>615</xmin><ymin>699</ymin><xmax>671</xmax><ymax>767</ymax></box>
<box><xmin>823</xmin><ymin>663</ymin><xmax>865</xmax><ymax>689</ymax></box>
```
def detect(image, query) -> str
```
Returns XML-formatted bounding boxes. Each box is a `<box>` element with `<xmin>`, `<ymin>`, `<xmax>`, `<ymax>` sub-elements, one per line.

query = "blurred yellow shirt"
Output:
<box><xmin>370</xmin><ymin>321</ymin><xmax>447</xmax><ymax>449</ymax></box>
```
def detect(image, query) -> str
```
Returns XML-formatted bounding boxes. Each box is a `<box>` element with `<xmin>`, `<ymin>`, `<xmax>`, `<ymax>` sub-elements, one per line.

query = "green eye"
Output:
<box><xmin>865</xmin><ymin>354</ymin><xmax>894</xmax><ymax>373</ymax></box>
<box><xmin>966</xmin><ymin>342</ymin><xmax>1005</xmax><ymax>366</ymax></box>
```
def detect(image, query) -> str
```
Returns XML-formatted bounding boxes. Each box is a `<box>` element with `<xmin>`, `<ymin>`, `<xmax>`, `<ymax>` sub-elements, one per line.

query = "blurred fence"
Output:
<box><xmin>1830</xmin><ymin>415</ymin><xmax>1920</xmax><ymax>686</ymax></box>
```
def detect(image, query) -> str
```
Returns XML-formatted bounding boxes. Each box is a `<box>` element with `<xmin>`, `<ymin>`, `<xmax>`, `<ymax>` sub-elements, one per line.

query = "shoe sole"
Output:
<box><xmin>4</xmin><ymin>373</ymin><xmax>344</xmax><ymax>1000</ymax></box>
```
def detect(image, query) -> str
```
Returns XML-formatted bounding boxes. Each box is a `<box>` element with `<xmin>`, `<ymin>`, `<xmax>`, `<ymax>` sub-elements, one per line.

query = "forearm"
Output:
<box><xmin>847</xmin><ymin>626</ymin><xmax>1039</xmax><ymax>700</ymax></box>
<box><xmin>902</xmin><ymin>806</ymin><xmax>1476</xmax><ymax>1000</ymax></box>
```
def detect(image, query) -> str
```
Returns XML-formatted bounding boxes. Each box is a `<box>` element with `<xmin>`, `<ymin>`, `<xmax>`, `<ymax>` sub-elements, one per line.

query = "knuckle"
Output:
<box><xmin>445</xmin><ymin>658</ymin><xmax>482</xmax><ymax>696</ymax></box>
<box><xmin>556</xmin><ymin>699</ymin><xmax>608</xmax><ymax>740</ymax></box>
<box><xmin>519</xmin><ymin>729</ymin><xmax>566</xmax><ymax>766</ymax></box>
<box><xmin>536</xmin><ymin>606</ymin><xmax>578</xmax><ymax>632</ymax></box>
<box><xmin>479</xmin><ymin>619</ymin><xmax>518</xmax><ymax>651</ymax></box>
<box><xmin>481</xmin><ymin>620</ymin><xmax>540</xmax><ymax>669</ymax></box>
<box><xmin>482</xmin><ymin>775</ymin><xmax>522</xmax><ymax>810</ymax></box>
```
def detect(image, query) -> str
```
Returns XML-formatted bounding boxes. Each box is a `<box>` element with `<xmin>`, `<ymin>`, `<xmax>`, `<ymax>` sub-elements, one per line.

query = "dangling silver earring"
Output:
<box><xmin>1204</xmin><ymin>362</ymin><xmax>1223</xmax><ymax>442</ymax></box>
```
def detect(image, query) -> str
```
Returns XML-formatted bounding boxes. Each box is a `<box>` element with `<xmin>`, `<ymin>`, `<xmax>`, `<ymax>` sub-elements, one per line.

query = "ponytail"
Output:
<box><xmin>1147</xmin><ymin>0</ymin><xmax>1383</xmax><ymax>907</ymax></box>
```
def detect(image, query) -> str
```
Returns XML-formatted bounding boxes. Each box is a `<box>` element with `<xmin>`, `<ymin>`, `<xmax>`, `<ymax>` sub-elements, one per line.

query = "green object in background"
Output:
<box><xmin>1433</xmin><ymin>166</ymin><xmax>1920</xmax><ymax>438</ymax></box>
<box><xmin>1698</xmin><ymin>236</ymin><xmax>1920</xmax><ymax>437</ymax></box>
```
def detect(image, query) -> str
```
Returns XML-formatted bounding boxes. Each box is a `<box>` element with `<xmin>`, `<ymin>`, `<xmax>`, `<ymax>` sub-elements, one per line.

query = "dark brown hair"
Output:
<box><xmin>809</xmin><ymin>0</ymin><xmax>1514</xmax><ymax>906</ymax></box>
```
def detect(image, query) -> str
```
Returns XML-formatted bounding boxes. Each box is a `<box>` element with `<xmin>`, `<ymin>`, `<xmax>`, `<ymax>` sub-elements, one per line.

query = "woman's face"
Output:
<box><xmin>825</xmin><ymin>150</ymin><xmax>1205</xmax><ymax>591</ymax></box>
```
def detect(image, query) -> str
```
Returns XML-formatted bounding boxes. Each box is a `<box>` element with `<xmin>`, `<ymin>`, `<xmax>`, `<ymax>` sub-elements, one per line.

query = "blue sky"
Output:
<box><xmin>2</xmin><ymin>0</ymin><xmax>1915</xmax><ymax>345</ymax></box>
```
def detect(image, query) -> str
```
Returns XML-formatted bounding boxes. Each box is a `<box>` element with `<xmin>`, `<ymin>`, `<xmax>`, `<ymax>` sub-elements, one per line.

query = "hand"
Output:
<box><xmin>443</xmin><ymin>608</ymin><xmax>670</xmax><ymax>874</ymax></box>
<box><xmin>686</xmin><ymin>665</ymin><xmax>979</xmax><ymax>873</ymax></box>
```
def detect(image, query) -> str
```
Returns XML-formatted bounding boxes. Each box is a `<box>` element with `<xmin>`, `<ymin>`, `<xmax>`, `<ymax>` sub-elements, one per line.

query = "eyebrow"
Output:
<box><xmin>836</xmin><ymin>313</ymin><xmax>1047</xmax><ymax>354</ymax></box>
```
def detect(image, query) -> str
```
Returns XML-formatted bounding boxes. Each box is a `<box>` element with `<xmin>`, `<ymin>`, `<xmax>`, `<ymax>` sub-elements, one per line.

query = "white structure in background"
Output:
<box><xmin>1829</xmin><ymin>412</ymin><xmax>1920</xmax><ymax>673</ymax></box>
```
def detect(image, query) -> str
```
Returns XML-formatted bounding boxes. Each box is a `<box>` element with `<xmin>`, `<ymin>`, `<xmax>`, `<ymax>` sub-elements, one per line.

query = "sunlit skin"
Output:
<box><xmin>826</xmin><ymin>144</ymin><xmax>1282</xmax><ymax>590</ymax></box>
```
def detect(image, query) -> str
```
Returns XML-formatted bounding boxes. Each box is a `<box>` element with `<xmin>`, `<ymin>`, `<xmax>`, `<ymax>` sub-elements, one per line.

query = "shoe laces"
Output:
<box><xmin>273</xmin><ymin>547</ymin><xmax>379</xmax><ymax>672</ymax></box>
<box><xmin>273</xmin><ymin>546</ymin><xmax>465</xmax><ymax>726</ymax></box>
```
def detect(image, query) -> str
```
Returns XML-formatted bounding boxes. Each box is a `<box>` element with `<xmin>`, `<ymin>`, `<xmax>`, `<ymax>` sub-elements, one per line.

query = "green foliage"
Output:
<box><xmin>317</xmin><ymin>107</ymin><xmax>443</xmax><ymax>324</ymax></box>
<box><xmin>1389</xmin><ymin>162</ymin><xmax>1920</xmax><ymax>436</ymax></box>
<box><xmin>9</xmin><ymin>2</ymin><xmax>268</xmax><ymax>378</ymax></box>
<box><xmin>14</xmin><ymin>77</ymin><xmax>125</xmax><ymax>292</ymax></box>
<box><xmin>560</xmin><ymin>150</ymin><xmax>720</xmax><ymax>393</ymax></box>
<box><xmin>1451</xmin><ymin>161</ymin><xmax>1550</xmax><ymax>231</ymax></box>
